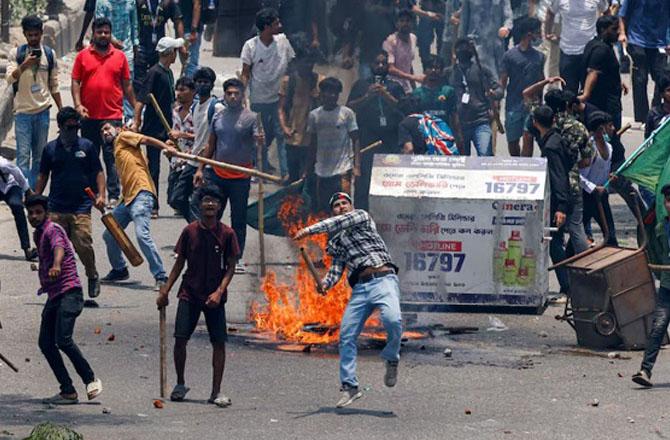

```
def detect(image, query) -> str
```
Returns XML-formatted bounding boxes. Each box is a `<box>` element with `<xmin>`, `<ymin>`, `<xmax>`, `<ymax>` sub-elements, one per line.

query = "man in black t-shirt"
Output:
<box><xmin>134</xmin><ymin>37</ymin><xmax>181</xmax><ymax>217</ymax></box>
<box><xmin>580</xmin><ymin>15</ymin><xmax>629</xmax><ymax>130</ymax></box>
<box><xmin>347</xmin><ymin>51</ymin><xmax>405</xmax><ymax>210</ymax></box>
<box><xmin>134</xmin><ymin>0</ymin><xmax>184</xmax><ymax>98</ymax></box>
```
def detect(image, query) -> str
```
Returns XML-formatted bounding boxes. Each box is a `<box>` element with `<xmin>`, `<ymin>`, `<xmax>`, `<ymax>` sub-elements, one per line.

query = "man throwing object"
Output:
<box><xmin>293</xmin><ymin>192</ymin><xmax>402</xmax><ymax>408</ymax></box>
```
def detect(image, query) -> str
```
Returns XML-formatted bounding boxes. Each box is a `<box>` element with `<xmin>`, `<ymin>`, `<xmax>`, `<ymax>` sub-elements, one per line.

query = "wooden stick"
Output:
<box><xmin>0</xmin><ymin>351</ymin><xmax>18</xmax><ymax>373</ymax></box>
<box><xmin>300</xmin><ymin>247</ymin><xmax>324</xmax><ymax>293</ymax></box>
<box><xmin>159</xmin><ymin>307</ymin><xmax>167</xmax><ymax>398</ymax></box>
<box><xmin>166</xmin><ymin>150</ymin><xmax>283</xmax><ymax>184</ymax></box>
<box><xmin>256</xmin><ymin>113</ymin><xmax>266</xmax><ymax>277</ymax></box>
<box><xmin>148</xmin><ymin>93</ymin><xmax>173</xmax><ymax>136</ymax></box>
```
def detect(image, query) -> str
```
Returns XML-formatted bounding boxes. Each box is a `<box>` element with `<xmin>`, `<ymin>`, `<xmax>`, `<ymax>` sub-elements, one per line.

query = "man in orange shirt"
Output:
<box><xmin>193</xmin><ymin>79</ymin><xmax>264</xmax><ymax>274</ymax></box>
<box><xmin>99</xmin><ymin>123</ymin><xmax>176</xmax><ymax>290</ymax></box>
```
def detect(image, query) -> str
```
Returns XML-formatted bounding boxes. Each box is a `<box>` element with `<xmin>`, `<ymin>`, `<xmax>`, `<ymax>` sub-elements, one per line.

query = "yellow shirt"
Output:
<box><xmin>114</xmin><ymin>131</ymin><xmax>156</xmax><ymax>204</ymax></box>
<box><xmin>6</xmin><ymin>45</ymin><xmax>60</xmax><ymax>115</ymax></box>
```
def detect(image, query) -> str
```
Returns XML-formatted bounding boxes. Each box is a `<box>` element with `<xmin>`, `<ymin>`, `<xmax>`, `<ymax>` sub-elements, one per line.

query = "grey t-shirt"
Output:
<box><xmin>306</xmin><ymin>105</ymin><xmax>358</xmax><ymax>178</ymax></box>
<box><xmin>211</xmin><ymin>107</ymin><xmax>259</xmax><ymax>167</ymax></box>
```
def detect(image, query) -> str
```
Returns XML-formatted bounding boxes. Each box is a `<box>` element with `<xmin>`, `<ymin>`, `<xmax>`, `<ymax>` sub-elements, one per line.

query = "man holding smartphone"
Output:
<box><xmin>6</xmin><ymin>15</ymin><xmax>62</xmax><ymax>189</ymax></box>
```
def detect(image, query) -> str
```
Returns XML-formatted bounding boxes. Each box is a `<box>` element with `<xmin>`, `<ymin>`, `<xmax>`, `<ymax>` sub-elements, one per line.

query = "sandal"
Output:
<box><xmin>86</xmin><ymin>378</ymin><xmax>103</xmax><ymax>400</ymax></box>
<box><xmin>208</xmin><ymin>393</ymin><xmax>231</xmax><ymax>408</ymax></box>
<box><xmin>170</xmin><ymin>384</ymin><xmax>190</xmax><ymax>401</ymax></box>
<box><xmin>43</xmin><ymin>393</ymin><xmax>79</xmax><ymax>405</ymax></box>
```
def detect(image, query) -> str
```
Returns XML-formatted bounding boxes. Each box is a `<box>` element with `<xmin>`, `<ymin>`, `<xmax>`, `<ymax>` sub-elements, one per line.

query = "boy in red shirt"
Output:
<box><xmin>156</xmin><ymin>186</ymin><xmax>240</xmax><ymax>407</ymax></box>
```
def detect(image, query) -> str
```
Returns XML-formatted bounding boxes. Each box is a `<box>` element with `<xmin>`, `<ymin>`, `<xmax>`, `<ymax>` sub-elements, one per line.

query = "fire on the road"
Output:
<box><xmin>251</xmin><ymin>196</ymin><xmax>424</xmax><ymax>345</ymax></box>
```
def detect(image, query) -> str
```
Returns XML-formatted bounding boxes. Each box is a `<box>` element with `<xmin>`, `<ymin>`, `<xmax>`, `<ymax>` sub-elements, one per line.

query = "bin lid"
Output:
<box><xmin>370</xmin><ymin>155</ymin><xmax>547</xmax><ymax>201</ymax></box>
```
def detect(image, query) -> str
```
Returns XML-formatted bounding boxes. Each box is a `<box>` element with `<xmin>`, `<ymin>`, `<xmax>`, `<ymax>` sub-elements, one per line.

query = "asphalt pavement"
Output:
<box><xmin>0</xmin><ymin>38</ymin><xmax>667</xmax><ymax>440</ymax></box>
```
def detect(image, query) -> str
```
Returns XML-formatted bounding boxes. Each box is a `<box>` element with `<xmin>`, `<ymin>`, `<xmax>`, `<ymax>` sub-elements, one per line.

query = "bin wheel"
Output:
<box><xmin>594</xmin><ymin>312</ymin><xmax>617</xmax><ymax>336</ymax></box>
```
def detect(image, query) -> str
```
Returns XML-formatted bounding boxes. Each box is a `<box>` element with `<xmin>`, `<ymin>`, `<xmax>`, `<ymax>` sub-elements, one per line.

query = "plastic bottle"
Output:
<box><xmin>503</xmin><ymin>259</ymin><xmax>517</xmax><ymax>286</ymax></box>
<box><xmin>507</xmin><ymin>230</ymin><xmax>523</xmax><ymax>269</ymax></box>
<box><xmin>493</xmin><ymin>241</ymin><xmax>507</xmax><ymax>282</ymax></box>
<box><xmin>519</xmin><ymin>248</ymin><xmax>536</xmax><ymax>286</ymax></box>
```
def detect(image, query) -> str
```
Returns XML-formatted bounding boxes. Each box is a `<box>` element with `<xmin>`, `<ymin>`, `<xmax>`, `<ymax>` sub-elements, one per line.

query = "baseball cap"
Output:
<box><xmin>156</xmin><ymin>37</ymin><xmax>185</xmax><ymax>53</ymax></box>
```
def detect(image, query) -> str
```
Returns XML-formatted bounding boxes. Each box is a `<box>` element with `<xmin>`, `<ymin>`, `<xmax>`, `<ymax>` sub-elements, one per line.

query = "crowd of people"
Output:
<box><xmin>1</xmin><ymin>0</ymin><xmax>670</xmax><ymax>408</ymax></box>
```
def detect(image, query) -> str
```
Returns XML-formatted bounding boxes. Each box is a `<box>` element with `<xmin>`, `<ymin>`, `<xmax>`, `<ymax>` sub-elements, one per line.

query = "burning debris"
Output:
<box><xmin>251</xmin><ymin>196</ymin><xmax>425</xmax><ymax>345</ymax></box>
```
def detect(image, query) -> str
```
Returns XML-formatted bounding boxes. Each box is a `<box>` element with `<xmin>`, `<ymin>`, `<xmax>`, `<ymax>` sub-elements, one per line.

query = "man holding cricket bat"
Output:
<box><xmin>293</xmin><ymin>192</ymin><xmax>402</xmax><ymax>408</ymax></box>
<box><xmin>99</xmin><ymin>123</ymin><xmax>177</xmax><ymax>290</ymax></box>
<box><xmin>156</xmin><ymin>186</ymin><xmax>240</xmax><ymax>407</ymax></box>
<box><xmin>25</xmin><ymin>194</ymin><xmax>103</xmax><ymax>405</ymax></box>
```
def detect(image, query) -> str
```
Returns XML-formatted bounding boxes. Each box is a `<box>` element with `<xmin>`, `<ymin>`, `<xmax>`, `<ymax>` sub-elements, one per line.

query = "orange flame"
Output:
<box><xmin>251</xmin><ymin>195</ymin><xmax>380</xmax><ymax>344</ymax></box>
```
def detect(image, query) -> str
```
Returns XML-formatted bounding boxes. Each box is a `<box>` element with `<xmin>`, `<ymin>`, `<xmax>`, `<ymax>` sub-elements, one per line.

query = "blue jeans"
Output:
<box><xmin>102</xmin><ymin>190</ymin><xmax>166</xmax><ymax>280</ymax></box>
<box><xmin>15</xmin><ymin>108</ymin><xmax>50</xmax><ymax>188</ymax></box>
<box><xmin>641</xmin><ymin>286</ymin><xmax>670</xmax><ymax>374</ymax></box>
<box><xmin>250</xmin><ymin>101</ymin><xmax>287</xmax><ymax>176</ymax></box>
<box><xmin>339</xmin><ymin>274</ymin><xmax>402</xmax><ymax>388</ymax></box>
<box><xmin>462</xmin><ymin>123</ymin><xmax>493</xmax><ymax>156</ymax></box>
<box><xmin>184</xmin><ymin>31</ymin><xmax>202</xmax><ymax>78</ymax></box>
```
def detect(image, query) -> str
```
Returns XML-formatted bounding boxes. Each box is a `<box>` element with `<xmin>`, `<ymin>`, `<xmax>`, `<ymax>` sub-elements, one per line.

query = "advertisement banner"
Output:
<box><xmin>369</xmin><ymin>155</ymin><xmax>550</xmax><ymax>311</ymax></box>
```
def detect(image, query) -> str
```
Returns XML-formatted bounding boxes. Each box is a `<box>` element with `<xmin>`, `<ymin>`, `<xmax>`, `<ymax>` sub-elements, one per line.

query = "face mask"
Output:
<box><xmin>456</xmin><ymin>50</ymin><xmax>472</xmax><ymax>63</ymax></box>
<box><xmin>196</xmin><ymin>84</ymin><xmax>213</xmax><ymax>96</ymax></box>
<box><xmin>532</xmin><ymin>37</ymin><xmax>543</xmax><ymax>47</ymax></box>
<box><xmin>60</xmin><ymin>127</ymin><xmax>78</xmax><ymax>145</ymax></box>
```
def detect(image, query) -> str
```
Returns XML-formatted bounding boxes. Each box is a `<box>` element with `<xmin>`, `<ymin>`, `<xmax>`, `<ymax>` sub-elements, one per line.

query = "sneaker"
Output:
<box><xmin>24</xmin><ymin>248</ymin><xmax>38</xmax><ymax>262</ymax></box>
<box><xmin>154</xmin><ymin>278</ymin><xmax>167</xmax><ymax>291</ymax></box>
<box><xmin>107</xmin><ymin>198</ymin><xmax>118</xmax><ymax>209</ymax></box>
<box><xmin>170</xmin><ymin>384</ymin><xmax>190</xmax><ymax>402</ymax></box>
<box><xmin>384</xmin><ymin>361</ymin><xmax>399</xmax><ymax>387</ymax></box>
<box><xmin>336</xmin><ymin>386</ymin><xmax>363</xmax><ymax>408</ymax></box>
<box><xmin>235</xmin><ymin>261</ymin><xmax>246</xmax><ymax>274</ymax></box>
<box><xmin>100</xmin><ymin>268</ymin><xmax>130</xmax><ymax>283</ymax></box>
<box><xmin>632</xmin><ymin>370</ymin><xmax>653</xmax><ymax>388</ymax></box>
<box><xmin>151</xmin><ymin>209</ymin><xmax>159</xmax><ymax>219</ymax></box>
<box><xmin>88</xmin><ymin>276</ymin><xmax>101</xmax><ymax>298</ymax></box>
<box><xmin>86</xmin><ymin>378</ymin><xmax>103</xmax><ymax>400</ymax></box>
<box><xmin>42</xmin><ymin>393</ymin><xmax>78</xmax><ymax>405</ymax></box>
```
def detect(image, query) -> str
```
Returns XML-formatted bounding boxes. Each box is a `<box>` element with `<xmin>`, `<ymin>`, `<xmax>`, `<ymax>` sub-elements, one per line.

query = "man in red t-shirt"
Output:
<box><xmin>71</xmin><ymin>17</ymin><xmax>137</xmax><ymax>208</ymax></box>
<box><xmin>156</xmin><ymin>185</ymin><xmax>240</xmax><ymax>408</ymax></box>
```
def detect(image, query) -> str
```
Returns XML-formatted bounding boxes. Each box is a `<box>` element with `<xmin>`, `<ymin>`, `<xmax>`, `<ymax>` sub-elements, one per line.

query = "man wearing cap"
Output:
<box><xmin>134</xmin><ymin>36</ymin><xmax>182</xmax><ymax>218</ymax></box>
<box><xmin>293</xmin><ymin>192</ymin><xmax>402</xmax><ymax>408</ymax></box>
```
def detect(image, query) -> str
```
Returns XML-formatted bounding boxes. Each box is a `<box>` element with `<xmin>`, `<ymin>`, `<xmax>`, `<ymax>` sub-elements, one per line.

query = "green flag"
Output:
<box><xmin>617</xmin><ymin>116</ymin><xmax>670</xmax><ymax>222</ymax></box>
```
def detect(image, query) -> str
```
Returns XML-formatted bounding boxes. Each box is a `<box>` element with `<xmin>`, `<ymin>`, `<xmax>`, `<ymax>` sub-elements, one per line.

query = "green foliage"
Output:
<box><xmin>23</xmin><ymin>422</ymin><xmax>84</xmax><ymax>440</ymax></box>
<box><xmin>11</xmin><ymin>0</ymin><xmax>48</xmax><ymax>26</ymax></box>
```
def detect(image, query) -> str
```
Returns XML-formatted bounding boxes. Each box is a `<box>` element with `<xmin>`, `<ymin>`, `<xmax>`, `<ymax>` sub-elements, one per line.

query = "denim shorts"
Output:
<box><xmin>505</xmin><ymin>109</ymin><xmax>530</xmax><ymax>143</ymax></box>
<box><xmin>174</xmin><ymin>299</ymin><xmax>227</xmax><ymax>344</ymax></box>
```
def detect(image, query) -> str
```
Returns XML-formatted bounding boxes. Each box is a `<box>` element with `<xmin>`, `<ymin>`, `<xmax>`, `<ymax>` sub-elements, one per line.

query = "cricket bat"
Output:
<box><xmin>85</xmin><ymin>188</ymin><xmax>144</xmax><ymax>267</ymax></box>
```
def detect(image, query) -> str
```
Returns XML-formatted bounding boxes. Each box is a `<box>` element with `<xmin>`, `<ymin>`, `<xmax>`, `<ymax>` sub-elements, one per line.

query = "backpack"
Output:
<box><xmin>411</xmin><ymin>113</ymin><xmax>458</xmax><ymax>155</ymax></box>
<box><xmin>201</xmin><ymin>0</ymin><xmax>219</xmax><ymax>24</ymax></box>
<box><xmin>13</xmin><ymin>44</ymin><xmax>55</xmax><ymax>95</ymax></box>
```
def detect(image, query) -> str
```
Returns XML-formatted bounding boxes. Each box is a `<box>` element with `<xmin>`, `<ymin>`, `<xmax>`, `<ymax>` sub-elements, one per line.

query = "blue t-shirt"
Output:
<box><xmin>40</xmin><ymin>137</ymin><xmax>102</xmax><ymax>214</ymax></box>
<box><xmin>619</xmin><ymin>0</ymin><xmax>670</xmax><ymax>49</ymax></box>
<box><xmin>500</xmin><ymin>45</ymin><xmax>545</xmax><ymax>113</ymax></box>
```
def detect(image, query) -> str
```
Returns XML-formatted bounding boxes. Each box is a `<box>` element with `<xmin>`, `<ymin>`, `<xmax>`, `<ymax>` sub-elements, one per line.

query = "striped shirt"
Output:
<box><xmin>304</xmin><ymin>209</ymin><xmax>397</xmax><ymax>290</ymax></box>
<box><xmin>34</xmin><ymin>219</ymin><xmax>81</xmax><ymax>299</ymax></box>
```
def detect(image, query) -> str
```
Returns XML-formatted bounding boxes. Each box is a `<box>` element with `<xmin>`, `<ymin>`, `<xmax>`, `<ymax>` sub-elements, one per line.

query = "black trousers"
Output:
<box><xmin>559</xmin><ymin>51</ymin><xmax>584</xmax><ymax>94</ymax></box>
<box><xmin>167</xmin><ymin>164</ymin><xmax>197</xmax><ymax>223</ymax></box>
<box><xmin>143</xmin><ymin>130</ymin><xmax>168</xmax><ymax>209</ymax></box>
<box><xmin>38</xmin><ymin>288</ymin><xmax>95</xmax><ymax>395</ymax></box>
<box><xmin>627</xmin><ymin>43</ymin><xmax>667</xmax><ymax>123</ymax></box>
<box><xmin>582</xmin><ymin>190</ymin><xmax>618</xmax><ymax>247</ymax></box>
<box><xmin>0</xmin><ymin>185</ymin><xmax>30</xmax><ymax>250</ymax></box>
<box><xmin>133</xmin><ymin>47</ymin><xmax>159</xmax><ymax>98</ymax></box>
<box><xmin>641</xmin><ymin>286</ymin><xmax>670</xmax><ymax>374</ymax></box>
<box><xmin>81</xmin><ymin>119</ymin><xmax>121</xmax><ymax>200</ymax></box>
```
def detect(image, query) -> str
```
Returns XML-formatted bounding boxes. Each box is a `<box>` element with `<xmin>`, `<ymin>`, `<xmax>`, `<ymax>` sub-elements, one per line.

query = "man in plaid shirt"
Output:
<box><xmin>294</xmin><ymin>192</ymin><xmax>402</xmax><ymax>408</ymax></box>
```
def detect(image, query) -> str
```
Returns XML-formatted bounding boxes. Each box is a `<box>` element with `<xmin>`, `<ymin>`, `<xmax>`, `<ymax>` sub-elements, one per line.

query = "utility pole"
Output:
<box><xmin>1</xmin><ymin>0</ymin><xmax>9</xmax><ymax>43</ymax></box>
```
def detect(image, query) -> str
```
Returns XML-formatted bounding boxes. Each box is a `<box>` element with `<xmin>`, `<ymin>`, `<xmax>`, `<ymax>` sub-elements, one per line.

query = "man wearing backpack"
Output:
<box><xmin>6</xmin><ymin>15</ymin><xmax>62</xmax><ymax>189</ymax></box>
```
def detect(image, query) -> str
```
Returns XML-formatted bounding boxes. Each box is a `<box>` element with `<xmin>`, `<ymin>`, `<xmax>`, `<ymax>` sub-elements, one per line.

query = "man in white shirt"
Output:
<box><xmin>240</xmin><ymin>7</ymin><xmax>295</xmax><ymax>179</ymax></box>
<box><xmin>0</xmin><ymin>156</ymin><xmax>36</xmax><ymax>260</ymax></box>
<box><xmin>579</xmin><ymin>110</ymin><xmax>618</xmax><ymax>246</ymax></box>
<box><xmin>544</xmin><ymin>0</ymin><xmax>609</xmax><ymax>93</ymax></box>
